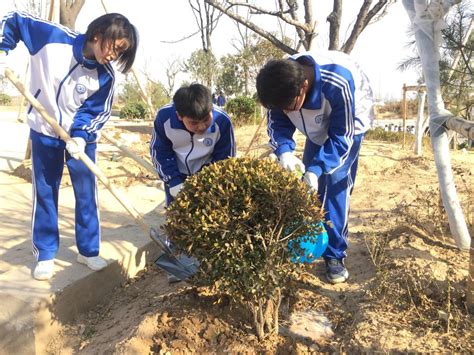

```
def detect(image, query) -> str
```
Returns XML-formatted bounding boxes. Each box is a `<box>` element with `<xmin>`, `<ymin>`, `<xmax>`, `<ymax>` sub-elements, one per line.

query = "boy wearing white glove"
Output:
<box><xmin>278</xmin><ymin>151</ymin><xmax>305</xmax><ymax>174</ymax></box>
<box><xmin>257</xmin><ymin>50</ymin><xmax>375</xmax><ymax>284</ymax></box>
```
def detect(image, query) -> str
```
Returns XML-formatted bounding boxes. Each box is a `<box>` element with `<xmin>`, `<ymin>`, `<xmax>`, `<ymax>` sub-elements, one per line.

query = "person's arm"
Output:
<box><xmin>69</xmin><ymin>70</ymin><xmax>114</xmax><ymax>142</ymax></box>
<box><xmin>267</xmin><ymin>109</ymin><xmax>297</xmax><ymax>156</ymax></box>
<box><xmin>306</xmin><ymin>80</ymin><xmax>356</xmax><ymax>178</ymax></box>
<box><xmin>211</xmin><ymin>113</ymin><xmax>236</xmax><ymax>162</ymax></box>
<box><xmin>150</xmin><ymin>111</ymin><xmax>186</xmax><ymax>187</ymax></box>
<box><xmin>0</xmin><ymin>11</ymin><xmax>73</xmax><ymax>54</ymax></box>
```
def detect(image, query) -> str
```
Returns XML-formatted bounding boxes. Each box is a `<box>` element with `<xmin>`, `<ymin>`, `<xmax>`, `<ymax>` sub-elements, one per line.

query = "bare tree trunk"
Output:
<box><xmin>59</xmin><ymin>0</ymin><xmax>85</xmax><ymax>30</ymax></box>
<box><xmin>415</xmin><ymin>90</ymin><xmax>426</xmax><ymax>156</ymax></box>
<box><xmin>250</xmin><ymin>288</ymin><xmax>282</xmax><ymax>339</ymax></box>
<box><xmin>48</xmin><ymin>0</ymin><xmax>60</xmax><ymax>22</ymax></box>
<box><xmin>327</xmin><ymin>0</ymin><xmax>342</xmax><ymax>50</ymax></box>
<box><xmin>189</xmin><ymin>0</ymin><xmax>220</xmax><ymax>88</ymax></box>
<box><xmin>403</xmin><ymin>0</ymin><xmax>470</xmax><ymax>250</ymax></box>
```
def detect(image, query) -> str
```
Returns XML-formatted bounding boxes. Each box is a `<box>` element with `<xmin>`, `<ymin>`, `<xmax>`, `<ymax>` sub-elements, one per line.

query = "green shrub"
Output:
<box><xmin>0</xmin><ymin>93</ymin><xmax>12</xmax><ymax>105</ymax></box>
<box><xmin>119</xmin><ymin>101</ymin><xmax>149</xmax><ymax>120</ymax></box>
<box><xmin>225</xmin><ymin>96</ymin><xmax>257</xmax><ymax>125</ymax></box>
<box><xmin>164</xmin><ymin>157</ymin><xmax>324</xmax><ymax>339</ymax></box>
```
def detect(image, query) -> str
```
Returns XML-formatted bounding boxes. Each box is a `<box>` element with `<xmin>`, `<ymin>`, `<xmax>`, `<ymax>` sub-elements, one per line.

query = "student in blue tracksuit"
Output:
<box><xmin>256</xmin><ymin>50</ymin><xmax>375</xmax><ymax>284</ymax></box>
<box><xmin>217</xmin><ymin>91</ymin><xmax>226</xmax><ymax>107</ymax></box>
<box><xmin>0</xmin><ymin>11</ymin><xmax>138</xmax><ymax>280</ymax></box>
<box><xmin>150</xmin><ymin>83</ymin><xmax>236</xmax><ymax>206</ymax></box>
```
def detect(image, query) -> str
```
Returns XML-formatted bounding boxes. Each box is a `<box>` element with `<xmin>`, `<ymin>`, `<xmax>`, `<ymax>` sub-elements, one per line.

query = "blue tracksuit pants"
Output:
<box><xmin>30</xmin><ymin>130</ymin><xmax>100</xmax><ymax>261</ymax></box>
<box><xmin>303</xmin><ymin>133</ymin><xmax>364</xmax><ymax>260</ymax></box>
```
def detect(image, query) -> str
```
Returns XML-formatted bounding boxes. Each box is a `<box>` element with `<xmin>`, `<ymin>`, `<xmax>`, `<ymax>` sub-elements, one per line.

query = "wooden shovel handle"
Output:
<box><xmin>4</xmin><ymin>68</ymin><xmax>152</xmax><ymax>235</ymax></box>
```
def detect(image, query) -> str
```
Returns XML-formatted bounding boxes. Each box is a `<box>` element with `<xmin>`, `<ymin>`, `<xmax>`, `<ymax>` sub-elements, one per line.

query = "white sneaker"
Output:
<box><xmin>77</xmin><ymin>254</ymin><xmax>108</xmax><ymax>271</ymax></box>
<box><xmin>33</xmin><ymin>260</ymin><xmax>54</xmax><ymax>280</ymax></box>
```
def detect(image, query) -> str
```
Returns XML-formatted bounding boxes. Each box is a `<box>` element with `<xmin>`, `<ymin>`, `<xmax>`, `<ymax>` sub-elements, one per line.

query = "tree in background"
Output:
<box><xmin>118</xmin><ymin>75</ymin><xmax>169</xmax><ymax>118</ymax></box>
<box><xmin>216</xmin><ymin>54</ymin><xmax>244</xmax><ymax>96</ymax></box>
<box><xmin>216</xmin><ymin>34</ymin><xmax>288</xmax><ymax>97</ymax></box>
<box><xmin>398</xmin><ymin>2</ymin><xmax>473</xmax><ymax>120</ymax></box>
<box><xmin>23</xmin><ymin>0</ymin><xmax>51</xmax><ymax>18</ymax></box>
<box><xmin>439</xmin><ymin>4</ymin><xmax>473</xmax><ymax>121</ymax></box>
<box><xmin>59</xmin><ymin>0</ymin><xmax>85</xmax><ymax>30</ymax></box>
<box><xmin>204</xmin><ymin>0</ymin><xmax>395</xmax><ymax>54</ymax></box>
<box><xmin>184</xmin><ymin>48</ymin><xmax>219</xmax><ymax>86</ymax></box>
<box><xmin>188</xmin><ymin>0</ymin><xmax>222</xmax><ymax>87</ymax></box>
<box><xmin>164</xmin><ymin>57</ymin><xmax>184</xmax><ymax>99</ymax></box>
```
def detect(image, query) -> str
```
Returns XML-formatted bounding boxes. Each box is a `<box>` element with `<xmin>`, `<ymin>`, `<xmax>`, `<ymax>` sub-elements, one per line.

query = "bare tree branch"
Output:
<box><xmin>160</xmin><ymin>29</ymin><xmax>202</xmax><ymax>44</ymax></box>
<box><xmin>207</xmin><ymin>0</ymin><xmax>395</xmax><ymax>54</ymax></box>
<box><xmin>226</xmin><ymin>0</ymin><xmax>312</xmax><ymax>32</ymax></box>
<box><xmin>341</xmin><ymin>0</ymin><xmax>395</xmax><ymax>53</ymax></box>
<box><xmin>445</xmin><ymin>116</ymin><xmax>474</xmax><ymax>139</ymax></box>
<box><xmin>205</xmin><ymin>0</ymin><xmax>297</xmax><ymax>54</ymax></box>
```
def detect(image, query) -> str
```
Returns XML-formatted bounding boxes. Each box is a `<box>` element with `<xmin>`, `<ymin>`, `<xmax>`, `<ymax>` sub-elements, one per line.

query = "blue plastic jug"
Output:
<box><xmin>288</xmin><ymin>222</ymin><xmax>328</xmax><ymax>263</ymax></box>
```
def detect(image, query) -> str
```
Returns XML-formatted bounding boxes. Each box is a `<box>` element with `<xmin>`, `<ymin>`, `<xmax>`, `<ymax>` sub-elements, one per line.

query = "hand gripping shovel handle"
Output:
<box><xmin>4</xmin><ymin>68</ymin><xmax>157</xmax><ymax>243</ymax></box>
<box><xmin>6</xmin><ymin>69</ymin><xmax>199</xmax><ymax>280</ymax></box>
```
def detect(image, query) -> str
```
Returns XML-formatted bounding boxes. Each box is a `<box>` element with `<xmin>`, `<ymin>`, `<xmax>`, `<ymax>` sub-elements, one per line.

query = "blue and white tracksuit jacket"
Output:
<box><xmin>1</xmin><ymin>11</ymin><xmax>116</xmax><ymax>261</ymax></box>
<box><xmin>150</xmin><ymin>103</ymin><xmax>236</xmax><ymax>205</ymax></box>
<box><xmin>268</xmin><ymin>50</ymin><xmax>375</xmax><ymax>260</ymax></box>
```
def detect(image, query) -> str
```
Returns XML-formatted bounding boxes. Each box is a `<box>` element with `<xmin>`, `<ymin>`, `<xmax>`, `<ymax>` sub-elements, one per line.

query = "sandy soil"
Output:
<box><xmin>22</xmin><ymin>123</ymin><xmax>473</xmax><ymax>353</ymax></box>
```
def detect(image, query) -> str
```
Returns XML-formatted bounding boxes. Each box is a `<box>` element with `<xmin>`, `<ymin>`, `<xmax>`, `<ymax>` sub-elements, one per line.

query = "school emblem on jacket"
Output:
<box><xmin>75</xmin><ymin>83</ymin><xmax>86</xmax><ymax>94</ymax></box>
<box><xmin>314</xmin><ymin>114</ymin><xmax>324</xmax><ymax>124</ymax></box>
<box><xmin>203</xmin><ymin>138</ymin><xmax>213</xmax><ymax>146</ymax></box>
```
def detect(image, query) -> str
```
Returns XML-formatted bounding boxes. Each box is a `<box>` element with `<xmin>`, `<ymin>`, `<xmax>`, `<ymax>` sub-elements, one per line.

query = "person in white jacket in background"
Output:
<box><xmin>257</xmin><ymin>50</ymin><xmax>375</xmax><ymax>284</ymax></box>
<box><xmin>0</xmin><ymin>11</ymin><xmax>138</xmax><ymax>280</ymax></box>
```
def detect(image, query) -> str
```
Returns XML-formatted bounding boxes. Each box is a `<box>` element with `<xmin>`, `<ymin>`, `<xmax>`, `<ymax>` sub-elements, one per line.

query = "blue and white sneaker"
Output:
<box><xmin>325</xmin><ymin>258</ymin><xmax>349</xmax><ymax>284</ymax></box>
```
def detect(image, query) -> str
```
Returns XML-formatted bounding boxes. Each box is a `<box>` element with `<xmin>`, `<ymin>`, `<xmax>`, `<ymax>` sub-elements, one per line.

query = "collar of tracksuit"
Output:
<box><xmin>73</xmin><ymin>34</ymin><xmax>101</xmax><ymax>70</ymax></box>
<box><xmin>289</xmin><ymin>55</ymin><xmax>322</xmax><ymax>110</ymax></box>
<box><xmin>168</xmin><ymin>103</ymin><xmax>217</xmax><ymax>134</ymax></box>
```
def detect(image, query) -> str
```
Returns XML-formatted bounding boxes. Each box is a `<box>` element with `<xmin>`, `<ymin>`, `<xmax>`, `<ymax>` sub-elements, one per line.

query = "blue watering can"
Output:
<box><xmin>288</xmin><ymin>222</ymin><xmax>328</xmax><ymax>263</ymax></box>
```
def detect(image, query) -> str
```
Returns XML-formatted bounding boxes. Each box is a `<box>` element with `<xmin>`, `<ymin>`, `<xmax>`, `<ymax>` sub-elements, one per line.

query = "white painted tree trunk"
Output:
<box><xmin>414</xmin><ymin>91</ymin><xmax>426</xmax><ymax>156</ymax></box>
<box><xmin>402</xmin><ymin>0</ymin><xmax>470</xmax><ymax>250</ymax></box>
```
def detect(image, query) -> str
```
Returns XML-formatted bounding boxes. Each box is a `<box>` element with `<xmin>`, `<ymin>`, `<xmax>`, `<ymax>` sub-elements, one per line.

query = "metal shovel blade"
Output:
<box><xmin>149</xmin><ymin>227</ymin><xmax>199</xmax><ymax>281</ymax></box>
<box><xmin>154</xmin><ymin>253</ymin><xmax>199</xmax><ymax>281</ymax></box>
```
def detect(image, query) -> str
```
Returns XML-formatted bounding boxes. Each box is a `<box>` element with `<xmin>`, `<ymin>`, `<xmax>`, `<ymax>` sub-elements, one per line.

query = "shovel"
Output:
<box><xmin>101</xmin><ymin>131</ymin><xmax>164</xmax><ymax>190</ymax></box>
<box><xmin>5</xmin><ymin>68</ymin><xmax>198</xmax><ymax>281</ymax></box>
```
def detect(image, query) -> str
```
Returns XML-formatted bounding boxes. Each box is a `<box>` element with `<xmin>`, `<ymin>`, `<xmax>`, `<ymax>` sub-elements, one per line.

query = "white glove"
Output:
<box><xmin>303</xmin><ymin>171</ymin><xmax>319</xmax><ymax>192</ymax></box>
<box><xmin>278</xmin><ymin>152</ymin><xmax>305</xmax><ymax>173</ymax></box>
<box><xmin>0</xmin><ymin>51</ymin><xmax>8</xmax><ymax>76</ymax></box>
<box><xmin>169</xmin><ymin>183</ymin><xmax>183</xmax><ymax>198</ymax></box>
<box><xmin>66</xmin><ymin>137</ymin><xmax>86</xmax><ymax>160</ymax></box>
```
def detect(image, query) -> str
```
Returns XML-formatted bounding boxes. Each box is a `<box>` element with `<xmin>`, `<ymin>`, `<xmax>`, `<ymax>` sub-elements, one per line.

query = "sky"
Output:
<box><xmin>1</xmin><ymin>0</ymin><xmax>427</xmax><ymax>101</ymax></box>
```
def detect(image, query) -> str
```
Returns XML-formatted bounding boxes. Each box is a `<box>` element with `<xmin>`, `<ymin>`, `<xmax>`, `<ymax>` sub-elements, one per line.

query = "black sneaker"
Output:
<box><xmin>325</xmin><ymin>258</ymin><xmax>349</xmax><ymax>284</ymax></box>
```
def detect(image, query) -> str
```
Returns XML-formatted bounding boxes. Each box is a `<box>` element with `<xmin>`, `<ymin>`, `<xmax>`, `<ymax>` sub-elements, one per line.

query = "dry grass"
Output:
<box><xmin>363</xmin><ymin>185</ymin><xmax>471</xmax><ymax>350</ymax></box>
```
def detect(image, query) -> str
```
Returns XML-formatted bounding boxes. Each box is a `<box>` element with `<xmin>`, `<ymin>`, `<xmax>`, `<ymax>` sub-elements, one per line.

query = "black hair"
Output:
<box><xmin>85</xmin><ymin>13</ymin><xmax>138</xmax><ymax>73</ymax></box>
<box><xmin>173</xmin><ymin>83</ymin><xmax>212</xmax><ymax>121</ymax></box>
<box><xmin>256</xmin><ymin>59</ymin><xmax>305</xmax><ymax>110</ymax></box>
